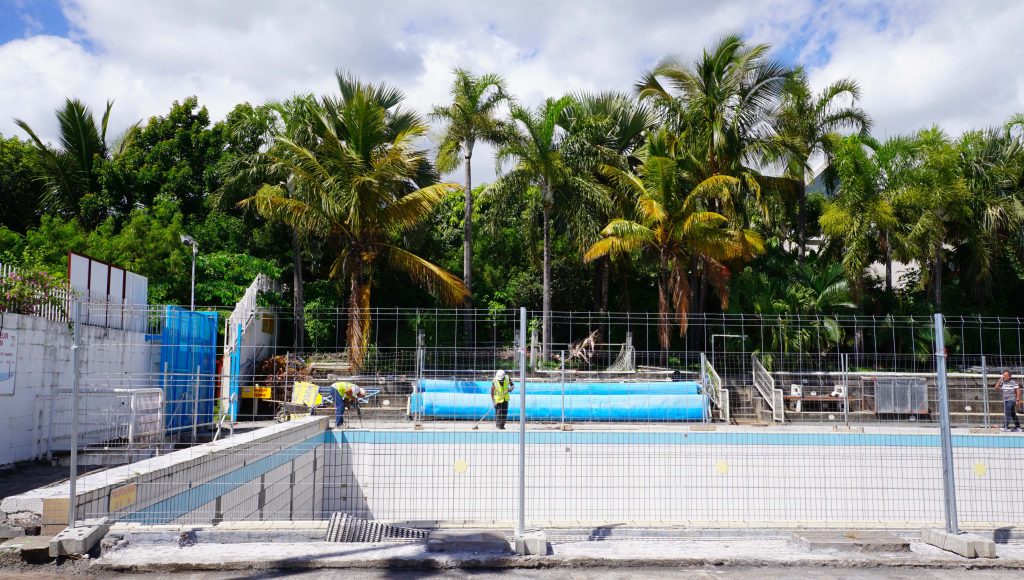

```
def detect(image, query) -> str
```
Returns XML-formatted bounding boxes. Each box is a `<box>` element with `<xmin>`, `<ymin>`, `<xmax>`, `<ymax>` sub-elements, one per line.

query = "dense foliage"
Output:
<box><xmin>3</xmin><ymin>33</ymin><xmax>1024</xmax><ymax>357</ymax></box>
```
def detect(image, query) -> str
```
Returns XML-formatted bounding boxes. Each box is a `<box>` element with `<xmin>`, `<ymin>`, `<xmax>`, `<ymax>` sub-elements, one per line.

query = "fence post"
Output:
<box><xmin>981</xmin><ymin>355</ymin><xmax>989</xmax><ymax>429</ymax></box>
<box><xmin>67</xmin><ymin>298</ymin><xmax>81</xmax><ymax>529</ymax></box>
<box><xmin>415</xmin><ymin>329</ymin><xmax>424</xmax><ymax>425</ymax></box>
<box><xmin>843</xmin><ymin>353</ymin><xmax>850</xmax><ymax>427</ymax></box>
<box><xmin>560</xmin><ymin>350</ymin><xmax>566</xmax><ymax>428</ymax></box>
<box><xmin>517</xmin><ymin>307</ymin><xmax>527</xmax><ymax>539</ymax></box>
<box><xmin>934</xmin><ymin>313</ymin><xmax>960</xmax><ymax>534</ymax></box>
<box><xmin>192</xmin><ymin>366</ymin><xmax>200</xmax><ymax>443</ymax></box>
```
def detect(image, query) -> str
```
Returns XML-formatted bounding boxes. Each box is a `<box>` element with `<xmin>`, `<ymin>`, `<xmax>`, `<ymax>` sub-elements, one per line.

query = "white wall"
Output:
<box><xmin>0</xmin><ymin>312</ymin><xmax>158</xmax><ymax>466</ymax></box>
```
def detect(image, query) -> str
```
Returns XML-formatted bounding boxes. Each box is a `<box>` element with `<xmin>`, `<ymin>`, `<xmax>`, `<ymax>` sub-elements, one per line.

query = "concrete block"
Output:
<box><xmin>1</xmin><ymin>535</ymin><xmax>54</xmax><ymax>563</ymax></box>
<box><xmin>50</xmin><ymin>518</ymin><xmax>110</xmax><ymax>557</ymax></box>
<box><xmin>791</xmin><ymin>531</ymin><xmax>909</xmax><ymax>552</ymax></box>
<box><xmin>514</xmin><ymin>529</ymin><xmax>547</xmax><ymax>556</ymax></box>
<box><xmin>0</xmin><ymin>525</ymin><xmax>26</xmax><ymax>540</ymax></box>
<box><xmin>921</xmin><ymin>529</ymin><xmax>997</xmax><ymax>559</ymax></box>
<box><xmin>427</xmin><ymin>530</ymin><xmax>510</xmax><ymax>553</ymax></box>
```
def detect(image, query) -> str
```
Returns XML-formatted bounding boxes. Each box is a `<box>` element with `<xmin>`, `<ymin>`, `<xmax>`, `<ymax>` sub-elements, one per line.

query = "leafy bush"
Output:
<box><xmin>0</xmin><ymin>267</ymin><xmax>70</xmax><ymax>317</ymax></box>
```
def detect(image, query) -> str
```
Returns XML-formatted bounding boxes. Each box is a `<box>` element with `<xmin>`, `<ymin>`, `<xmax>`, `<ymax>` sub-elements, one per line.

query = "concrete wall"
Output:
<box><xmin>0</xmin><ymin>417</ymin><xmax>327</xmax><ymax>529</ymax></box>
<box><xmin>0</xmin><ymin>312</ymin><xmax>158</xmax><ymax>466</ymax></box>
<box><xmin>321</xmin><ymin>430</ymin><xmax>1024</xmax><ymax>529</ymax></box>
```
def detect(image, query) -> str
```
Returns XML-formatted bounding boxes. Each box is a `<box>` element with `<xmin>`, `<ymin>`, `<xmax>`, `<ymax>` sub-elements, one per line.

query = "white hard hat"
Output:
<box><xmin>495</xmin><ymin>369</ymin><xmax>506</xmax><ymax>381</ymax></box>
<box><xmin>357</xmin><ymin>387</ymin><xmax>367</xmax><ymax>397</ymax></box>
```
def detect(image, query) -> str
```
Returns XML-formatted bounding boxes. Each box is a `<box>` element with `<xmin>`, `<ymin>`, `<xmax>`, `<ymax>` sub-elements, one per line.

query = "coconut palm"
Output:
<box><xmin>584</xmin><ymin>130</ymin><xmax>763</xmax><ymax>357</ymax></box>
<box><xmin>774</xmin><ymin>67</ymin><xmax>871</xmax><ymax>261</ymax></box>
<box><xmin>819</xmin><ymin>134</ymin><xmax>916</xmax><ymax>298</ymax></box>
<box><xmin>15</xmin><ymin>98</ymin><xmax>139</xmax><ymax>222</ymax></box>
<box><xmin>560</xmin><ymin>91</ymin><xmax>657</xmax><ymax>311</ymax></box>
<box><xmin>243</xmin><ymin>73</ymin><xmax>468</xmax><ymax>368</ymax></box>
<box><xmin>636</xmin><ymin>33</ymin><xmax>791</xmax><ymax>226</ymax></box>
<box><xmin>218</xmin><ymin>95</ymin><xmax>319</xmax><ymax>349</ymax></box>
<box><xmin>430</xmin><ymin>69</ymin><xmax>510</xmax><ymax>305</ymax></box>
<box><xmin>488</xmin><ymin>96</ymin><xmax>605</xmax><ymax>359</ymax></box>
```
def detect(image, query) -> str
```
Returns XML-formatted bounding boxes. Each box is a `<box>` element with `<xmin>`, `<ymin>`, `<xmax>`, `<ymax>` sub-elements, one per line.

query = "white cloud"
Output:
<box><xmin>0</xmin><ymin>0</ymin><xmax>1021</xmax><ymax>185</ymax></box>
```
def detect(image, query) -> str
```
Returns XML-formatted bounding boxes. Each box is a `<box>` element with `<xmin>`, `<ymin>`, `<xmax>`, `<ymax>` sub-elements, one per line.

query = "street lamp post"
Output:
<box><xmin>180</xmin><ymin>234</ymin><xmax>198</xmax><ymax>311</ymax></box>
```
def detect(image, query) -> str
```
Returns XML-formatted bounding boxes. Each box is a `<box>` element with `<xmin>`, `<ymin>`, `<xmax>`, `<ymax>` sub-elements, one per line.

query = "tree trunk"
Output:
<box><xmin>657</xmin><ymin>250</ymin><xmax>670</xmax><ymax>366</ymax></box>
<box><xmin>291</xmin><ymin>228</ymin><xmax>305</xmax><ymax>351</ymax></box>
<box><xmin>347</xmin><ymin>253</ymin><xmax>373</xmax><ymax>371</ymax></box>
<box><xmin>542</xmin><ymin>194</ymin><xmax>552</xmax><ymax>361</ymax></box>
<box><xmin>599</xmin><ymin>257</ymin><xmax>610</xmax><ymax>313</ymax></box>
<box><xmin>884</xmin><ymin>233</ymin><xmax>893</xmax><ymax>293</ymax></box>
<box><xmin>797</xmin><ymin>176</ymin><xmax>807</xmax><ymax>263</ymax></box>
<box><xmin>462</xmin><ymin>148</ymin><xmax>474</xmax><ymax>337</ymax></box>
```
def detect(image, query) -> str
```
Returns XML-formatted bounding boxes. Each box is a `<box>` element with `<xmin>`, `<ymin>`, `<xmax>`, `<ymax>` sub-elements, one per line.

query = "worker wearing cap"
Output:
<box><xmin>490</xmin><ymin>370</ymin><xmax>514</xmax><ymax>430</ymax></box>
<box><xmin>331</xmin><ymin>381</ymin><xmax>366</xmax><ymax>427</ymax></box>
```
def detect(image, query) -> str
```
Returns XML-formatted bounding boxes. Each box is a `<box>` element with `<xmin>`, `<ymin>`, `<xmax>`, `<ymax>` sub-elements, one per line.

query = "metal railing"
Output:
<box><xmin>751</xmin><ymin>353</ymin><xmax>784</xmax><ymax>422</ymax></box>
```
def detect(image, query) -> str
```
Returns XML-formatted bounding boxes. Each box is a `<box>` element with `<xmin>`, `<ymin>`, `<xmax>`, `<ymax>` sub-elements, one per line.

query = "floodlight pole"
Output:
<box><xmin>517</xmin><ymin>307</ymin><xmax>527</xmax><ymax>538</ymax></box>
<box><xmin>180</xmin><ymin>234</ymin><xmax>198</xmax><ymax>311</ymax></box>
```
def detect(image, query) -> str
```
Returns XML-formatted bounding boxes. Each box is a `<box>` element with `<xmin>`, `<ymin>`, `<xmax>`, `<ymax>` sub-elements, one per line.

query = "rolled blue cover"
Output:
<box><xmin>410</xmin><ymin>391</ymin><xmax>708</xmax><ymax>421</ymax></box>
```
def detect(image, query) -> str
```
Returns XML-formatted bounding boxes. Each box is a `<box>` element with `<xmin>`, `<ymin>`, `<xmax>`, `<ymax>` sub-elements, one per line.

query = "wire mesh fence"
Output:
<box><xmin>5</xmin><ymin>303</ymin><xmax>1024</xmax><ymax>534</ymax></box>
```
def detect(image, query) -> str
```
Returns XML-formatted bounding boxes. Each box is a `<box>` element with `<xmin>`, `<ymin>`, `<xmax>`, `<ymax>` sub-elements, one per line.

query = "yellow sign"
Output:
<box><xmin>241</xmin><ymin>386</ymin><xmax>272</xmax><ymax>399</ymax></box>
<box><xmin>109</xmin><ymin>483</ymin><xmax>138</xmax><ymax>512</ymax></box>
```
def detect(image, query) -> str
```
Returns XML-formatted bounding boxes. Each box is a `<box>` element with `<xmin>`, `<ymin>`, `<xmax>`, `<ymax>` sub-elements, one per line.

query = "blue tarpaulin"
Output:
<box><xmin>160</xmin><ymin>306</ymin><xmax>219</xmax><ymax>431</ymax></box>
<box><xmin>410</xmin><ymin>379</ymin><xmax>708</xmax><ymax>421</ymax></box>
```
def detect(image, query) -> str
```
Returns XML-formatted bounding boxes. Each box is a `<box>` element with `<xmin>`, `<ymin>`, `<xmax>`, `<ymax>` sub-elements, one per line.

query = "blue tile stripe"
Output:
<box><xmin>122</xmin><ymin>431</ymin><xmax>326</xmax><ymax>524</ymax></box>
<box><xmin>331</xmin><ymin>429</ymin><xmax>1024</xmax><ymax>448</ymax></box>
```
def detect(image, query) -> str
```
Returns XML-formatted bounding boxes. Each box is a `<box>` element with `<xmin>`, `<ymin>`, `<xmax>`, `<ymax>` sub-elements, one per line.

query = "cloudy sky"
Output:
<box><xmin>1</xmin><ymin>0</ymin><xmax>1022</xmax><ymax>182</ymax></box>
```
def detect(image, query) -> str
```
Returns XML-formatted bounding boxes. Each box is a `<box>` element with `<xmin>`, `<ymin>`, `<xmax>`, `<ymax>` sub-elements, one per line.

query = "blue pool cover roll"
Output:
<box><xmin>416</xmin><ymin>379</ymin><xmax>702</xmax><ymax>395</ymax></box>
<box><xmin>410</xmin><ymin>380</ymin><xmax>708</xmax><ymax>421</ymax></box>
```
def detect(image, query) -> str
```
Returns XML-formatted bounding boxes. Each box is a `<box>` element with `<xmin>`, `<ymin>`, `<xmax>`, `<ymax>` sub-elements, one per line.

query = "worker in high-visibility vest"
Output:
<box><xmin>490</xmin><ymin>369</ymin><xmax>514</xmax><ymax>430</ymax></box>
<box><xmin>330</xmin><ymin>381</ymin><xmax>366</xmax><ymax>427</ymax></box>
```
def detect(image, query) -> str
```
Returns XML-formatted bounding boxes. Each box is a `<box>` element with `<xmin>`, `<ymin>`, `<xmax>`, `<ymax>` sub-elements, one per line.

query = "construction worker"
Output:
<box><xmin>490</xmin><ymin>369</ymin><xmax>514</xmax><ymax>430</ymax></box>
<box><xmin>330</xmin><ymin>381</ymin><xmax>366</xmax><ymax>427</ymax></box>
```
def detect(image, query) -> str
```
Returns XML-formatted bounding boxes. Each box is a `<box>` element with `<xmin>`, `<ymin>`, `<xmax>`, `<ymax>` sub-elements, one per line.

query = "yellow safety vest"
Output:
<box><xmin>493</xmin><ymin>377</ymin><xmax>511</xmax><ymax>404</ymax></box>
<box><xmin>332</xmin><ymin>381</ymin><xmax>357</xmax><ymax>402</ymax></box>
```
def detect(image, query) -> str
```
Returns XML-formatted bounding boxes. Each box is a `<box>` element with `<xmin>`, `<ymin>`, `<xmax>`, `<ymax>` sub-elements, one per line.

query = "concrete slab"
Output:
<box><xmin>922</xmin><ymin>529</ymin><xmax>997</xmax><ymax>559</ymax></box>
<box><xmin>49</xmin><ymin>518</ymin><xmax>110</xmax><ymax>557</ymax></box>
<box><xmin>1</xmin><ymin>535</ymin><xmax>54</xmax><ymax>563</ymax></box>
<box><xmin>791</xmin><ymin>531</ymin><xmax>910</xmax><ymax>552</ymax></box>
<box><xmin>0</xmin><ymin>524</ymin><xmax>26</xmax><ymax>540</ymax></box>
<box><xmin>427</xmin><ymin>530</ymin><xmax>510</xmax><ymax>553</ymax></box>
<box><xmin>514</xmin><ymin>530</ymin><xmax>547</xmax><ymax>556</ymax></box>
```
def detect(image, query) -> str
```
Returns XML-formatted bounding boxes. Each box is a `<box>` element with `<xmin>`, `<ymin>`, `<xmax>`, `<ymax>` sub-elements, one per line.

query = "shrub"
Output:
<box><xmin>0</xmin><ymin>267</ymin><xmax>70</xmax><ymax>317</ymax></box>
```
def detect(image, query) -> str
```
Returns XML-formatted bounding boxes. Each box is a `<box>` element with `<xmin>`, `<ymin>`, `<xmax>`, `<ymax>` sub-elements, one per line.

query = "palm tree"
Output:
<box><xmin>218</xmin><ymin>95</ymin><xmax>319</xmax><ymax>349</ymax></box>
<box><xmin>774</xmin><ymin>67</ymin><xmax>871</xmax><ymax>262</ymax></box>
<box><xmin>430</xmin><ymin>69</ymin><xmax>510</xmax><ymax>308</ymax></box>
<box><xmin>243</xmin><ymin>73</ymin><xmax>468</xmax><ymax>368</ymax></box>
<box><xmin>636</xmin><ymin>33</ymin><xmax>791</xmax><ymax>227</ymax></box>
<box><xmin>560</xmin><ymin>91</ymin><xmax>657</xmax><ymax>311</ymax></box>
<box><xmin>584</xmin><ymin>130</ymin><xmax>763</xmax><ymax>358</ymax></box>
<box><xmin>15</xmin><ymin>98</ymin><xmax>139</xmax><ymax>223</ymax></box>
<box><xmin>819</xmin><ymin>134</ymin><xmax>916</xmax><ymax>298</ymax></box>
<box><xmin>488</xmin><ymin>96</ymin><xmax>604</xmax><ymax>360</ymax></box>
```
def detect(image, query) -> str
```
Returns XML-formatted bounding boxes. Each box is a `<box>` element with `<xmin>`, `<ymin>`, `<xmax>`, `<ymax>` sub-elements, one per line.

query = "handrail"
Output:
<box><xmin>700</xmin><ymin>354</ymin><xmax>729</xmax><ymax>422</ymax></box>
<box><xmin>751</xmin><ymin>353</ymin><xmax>785</xmax><ymax>422</ymax></box>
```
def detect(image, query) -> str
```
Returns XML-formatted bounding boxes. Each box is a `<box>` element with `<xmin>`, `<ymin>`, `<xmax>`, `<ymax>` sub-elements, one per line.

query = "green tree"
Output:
<box><xmin>430</xmin><ymin>68</ymin><xmax>510</xmax><ymax>303</ymax></box>
<box><xmin>774</xmin><ymin>67</ymin><xmax>871</xmax><ymax>261</ymax></box>
<box><xmin>15</xmin><ymin>98</ymin><xmax>139</xmax><ymax>226</ymax></box>
<box><xmin>489</xmin><ymin>96</ymin><xmax>604</xmax><ymax>358</ymax></box>
<box><xmin>584</xmin><ymin>130</ymin><xmax>763</xmax><ymax>356</ymax></box>
<box><xmin>560</xmin><ymin>91</ymin><xmax>657</xmax><ymax>311</ymax></box>
<box><xmin>243</xmin><ymin>73</ymin><xmax>468</xmax><ymax>368</ymax></box>
<box><xmin>0</xmin><ymin>135</ymin><xmax>45</xmax><ymax>232</ymax></box>
<box><xmin>819</xmin><ymin>134</ymin><xmax>916</xmax><ymax>298</ymax></box>
<box><xmin>636</xmin><ymin>33</ymin><xmax>791</xmax><ymax>227</ymax></box>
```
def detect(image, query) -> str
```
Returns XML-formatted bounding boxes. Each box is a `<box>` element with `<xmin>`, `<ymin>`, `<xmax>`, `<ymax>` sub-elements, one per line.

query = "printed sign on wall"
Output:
<box><xmin>0</xmin><ymin>330</ymin><xmax>16</xmax><ymax>395</ymax></box>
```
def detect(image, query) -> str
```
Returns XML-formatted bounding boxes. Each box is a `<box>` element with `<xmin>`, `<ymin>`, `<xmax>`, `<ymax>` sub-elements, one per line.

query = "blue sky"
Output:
<box><xmin>0</xmin><ymin>0</ymin><xmax>68</xmax><ymax>42</ymax></box>
<box><xmin>0</xmin><ymin>1</ymin><xmax>1021</xmax><ymax>182</ymax></box>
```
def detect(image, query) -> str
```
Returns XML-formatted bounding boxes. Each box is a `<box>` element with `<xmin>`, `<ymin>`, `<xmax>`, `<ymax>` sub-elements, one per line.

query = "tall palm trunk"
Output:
<box><xmin>347</xmin><ymin>253</ymin><xmax>373</xmax><ymax>371</ymax></box>
<box><xmin>884</xmin><ymin>233</ymin><xmax>893</xmax><ymax>293</ymax></box>
<box><xmin>657</xmin><ymin>250</ymin><xmax>670</xmax><ymax>365</ymax></box>
<box><xmin>542</xmin><ymin>191</ymin><xmax>552</xmax><ymax>361</ymax></box>
<box><xmin>598</xmin><ymin>257</ymin><xmax>610</xmax><ymax>313</ymax></box>
<box><xmin>797</xmin><ymin>175</ymin><xmax>807</xmax><ymax>263</ymax></box>
<box><xmin>292</xmin><ymin>229</ymin><xmax>305</xmax><ymax>351</ymax></box>
<box><xmin>462</xmin><ymin>147</ymin><xmax>474</xmax><ymax>337</ymax></box>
